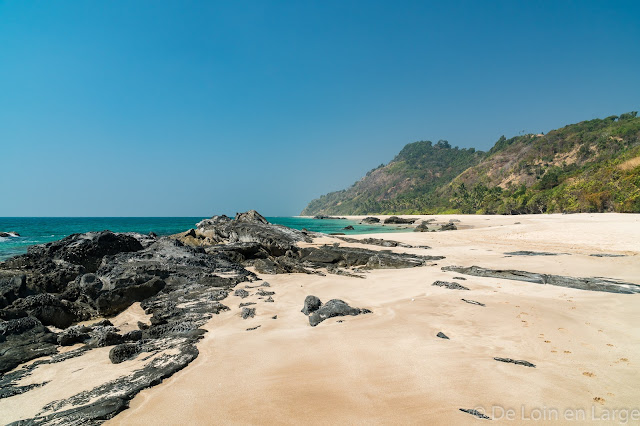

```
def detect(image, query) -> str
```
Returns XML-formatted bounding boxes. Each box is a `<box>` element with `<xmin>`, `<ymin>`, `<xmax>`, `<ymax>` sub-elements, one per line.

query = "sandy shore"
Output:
<box><xmin>2</xmin><ymin>214</ymin><xmax>639</xmax><ymax>424</ymax></box>
<box><xmin>109</xmin><ymin>213</ymin><xmax>639</xmax><ymax>425</ymax></box>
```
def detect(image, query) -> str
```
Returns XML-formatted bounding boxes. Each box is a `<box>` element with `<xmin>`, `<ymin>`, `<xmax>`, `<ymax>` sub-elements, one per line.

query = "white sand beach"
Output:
<box><xmin>109</xmin><ymin>213</ymin><xmax>640</xmax><ymax>425</ymax></box>
<box><xmin>2</xmin><ymin>213</ymin><xmax>639</xmax><ymax>425</ymax></box>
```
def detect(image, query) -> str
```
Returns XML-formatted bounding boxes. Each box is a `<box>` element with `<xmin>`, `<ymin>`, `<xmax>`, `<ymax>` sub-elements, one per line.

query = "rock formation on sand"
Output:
<box><xmin>0</xmin><ymin>211</ymin><xmax>437</xmax><ymax>423</ymax></box>
<box><xmin>442</xmin><ymin>265</ymin><xmax>640</xmax><ymax>294</ymax></box>
<box><xmin>300</xmin><ymin>296</ymin><xmax>371</xmax><ymax>326</ymax></box>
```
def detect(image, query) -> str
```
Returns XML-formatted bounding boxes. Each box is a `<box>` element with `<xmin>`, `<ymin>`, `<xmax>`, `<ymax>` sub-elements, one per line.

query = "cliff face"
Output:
<box><xmin>302</xmin><ymin>112</ymin><xmax>640</xmax><ymax>215</ymax></box>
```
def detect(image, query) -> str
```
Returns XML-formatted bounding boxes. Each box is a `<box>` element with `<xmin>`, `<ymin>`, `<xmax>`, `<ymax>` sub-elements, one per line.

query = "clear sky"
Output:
<box><xmin>1</xmin><ymin>1</ymin><xmax>639</xmax><ymax>216</ymax></box>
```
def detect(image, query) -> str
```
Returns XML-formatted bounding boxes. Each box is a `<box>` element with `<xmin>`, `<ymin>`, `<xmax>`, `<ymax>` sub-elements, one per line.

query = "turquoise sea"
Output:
<box><xmin>0</xmin><ymin>217</ymin><xmax>410</xmax><ymax>261</ymax></box>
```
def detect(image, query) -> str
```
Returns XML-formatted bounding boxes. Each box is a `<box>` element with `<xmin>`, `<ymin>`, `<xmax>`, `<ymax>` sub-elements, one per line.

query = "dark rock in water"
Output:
<box><xmin>343</xmin><ymin>225</ymin><xmax>354</xmax><ymax>230</ymax></box>
<box><xmin>414</xmin><ymin>221</ymin><xmax>430</xmax><ymax>232</ymax></box>
<box><xmin>314</xmin><ymin>215</ymin><xmax>347</xmax><ymax>220</ymax></box>
<box><xmin>494</xmin><ymin>357</ymin><xmax>536</xmax><ymax>368</ymax></box>
<box><xmin>461</xmin><ymin>298</ymin><xmax>485</xmax><ymax>307</ymax></box>
<box><xmin>460</xmin><ymin>408</ymin><xmax>491</xmax><ymax>420</ymax></box>
<box><xmin>361</xmin><ymin>217</ymin><xmax>380</xmax><ymax>224</ymax></box>
<box><xmin>439</xmin><ymin>222</ymin><xmax>457</xmax><ymax>231</ymax></box>
<box><xmin>505</xmin><ymin>251</ymin><xmax>564</xmax><ymax>256</ymax></box>
<box><xmin>234</xmin><ymin>289</ymin><xmax>250</xmax><ymax>299</ymax></box>
<box><xmin>436</xmin><ymin>331</ymin><xmax>449</xmax><ymax>339</ymax></box>
<box><xmin>0</xmin><ymin>316</ymin><xmax>57</xmax><ymax>374</ymax></box>
<box><xmin>307</xmin><ymin>298</ymin><xmax>371</xmax><ymax>327</ymax></box>
<box><xmin>383</xmin><ymin>216</ymin><xmax>417</xmax><ymax>224</ymax></box>
<box><xmin>442</xmin><ymin>265</ymin><xmax>640</xmax><ymax>294</ymax></box>
<box><xmin>301</xmin><ymin>295</ymin><xmax>322</xmax><ymax>315</ymax></box>
<box><xmin>432</xmin><ymin>280</ymin><xmax>469</xmax><ymax>290</ymax></box>
<box><xmin>0</xmin><ymin>232</ymin><xmax>20</xmax><ymax>238</ymax></box>
<box><xmin>589</xmin><ymin>253</ymin><xmax>627</xmax><ymax>257</ymax></box>
<box><xmin>241</xmin><ymin>307</ymin><xmax>256</xmax><ymax>319</ymax></box>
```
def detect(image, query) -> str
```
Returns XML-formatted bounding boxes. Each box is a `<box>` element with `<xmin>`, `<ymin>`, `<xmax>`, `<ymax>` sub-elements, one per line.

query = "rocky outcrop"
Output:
<box><xmin>300</xmin><ymin>245</ymin><xmax>441</xmax><ymax>270</ymax></box>
<box><xmin>336</xmin><ymin>236</ymin><xmax>429</xmax><ymax>249</ymax></box>
<box><xmin>461</xmin><ymin>298</ymin><xmax>485</xmax><ymax>307</ymax></box>
<box><xmin>0</xmin><ymin>210</ymin><xmax>442</xmax><ymax>423</ymax></box>
<box><xmin>314</xmin><ymin>215</ymin><xmax>347</xmax><ymax>220</ymax></box>
<box><xmin>459</xmin><ymin>408</ymin><xmax>491</xmax><ymax>420</ymax></box>
<box><xmin>494</xmin><ymin>357</ymin><xmax>536</xmax><ymax>368</ymax></box>
<box><xmin>383</xmin><ymin>216</ymin><xmax>417</xmax><ymax>224</ymax></box>
<box><xmin>0</xmin><ymin>232</ymin><xmax>20</xmax><ymax>238</ymax></box>
<box><xmin>504</xmin><ymin>251</ymin><xmax>565</xmax><ymax>256</ymax></box>
<box><xmin>301</xmin><ymin>297</ymin><xmax>371</xmax><ymax>327</ymax></box>
<box><xmin>414</xmin><ymin>221</ymin><xmax>430</xmax><ymax>232</ymax></box>
<box><xmin>442</xmin><ymin>265</ymin><xmax>640</xmax><ymax>294</ymax></box>
<box><xmin>439</xmin><ymin>223</ymin><xmax>457</xmax><ymax>231</ymax></box>
<box><xmin>301</xmin><ymin>295</ymin><xmax>322</xmax><ymax>315</ymax></box>
<box><xmin>432</xmin><ymin>280</ymin><xmax>469</xmax><ymax>290</ymax></box>
<box><xmin>0</xmin><ymin>316</ymin><xmax>58</xmax><ymax>374</ymax></box>
<box><xmin>361</xmin><ymin>217</ymin><xmax>380</xmax><ymax>224</ymax></box>
<box><xmin>0</xmin><ymin>225</ymin><xmax>255</xmax><ymax>421</ymax></box>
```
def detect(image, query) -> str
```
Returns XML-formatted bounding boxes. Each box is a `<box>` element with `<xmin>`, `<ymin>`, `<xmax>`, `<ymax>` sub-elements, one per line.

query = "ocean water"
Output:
<box><xmin>0</xmin><ymin>217</ymin><xmax>410</xmax><ymax>261</ymax></box>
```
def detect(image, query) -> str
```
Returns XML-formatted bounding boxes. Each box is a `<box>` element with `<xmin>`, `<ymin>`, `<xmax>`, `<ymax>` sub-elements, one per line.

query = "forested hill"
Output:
<box><xmin>301</xmin><ymin>111</ymin><xmax>640</xmax><ymax>215</ymax></box>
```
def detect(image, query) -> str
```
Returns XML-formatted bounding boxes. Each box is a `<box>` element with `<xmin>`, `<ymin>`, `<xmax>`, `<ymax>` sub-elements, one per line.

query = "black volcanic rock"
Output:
<box><xmin>308</xmin><ymin>299</ymin><xmax>371</xmax><ymax>327</ymax></box>
<box><xmin>0</xmin><ymin>316</ymin><xmax>57</xmax><ymax>374</ymax></box>
<box><xmin>432</xmin><ymin>280</ymin><xmax>469</xmax><ymax>290</ymax></box>
<box><xmin>442</xmin><ymin>265</ymin><xmax>640</xmax><ymax>294</ymax></box>
<box><xmin>301</xmin><ymin>295</ymin><xmax>322</xmax><ymax>315</ymax></box>
<box><xmin>383</xmin><ymin>216</ymin><xmax>417</xmax><ymax>224</ymax></box>
<box><xmin>300</xmin><ymin>245</ymin><xmax>441</xmax><ymax>270</ymax></box>
<box><xmin>439</xmin><ymin>223</ymin><xmax>457</xmax><ymax>231</ymax></box>
<box><xmin>494</xmin><ymin>357</ymin><xmax>536</xmax><ymax>368</ymax></box>
<box><xmin>361</xmin><ymin>217</ymin><xmax>380</xmax><ymax>224</ymax></box>
<box><xmin>11</xmin><ymin>293</ymin><xmax>90</xmax><ymax>329</ymax></box>
<box><xmin>0</xmin><ymin>272</ymin><xmax>27</xmax><ymax>309</ymax></box>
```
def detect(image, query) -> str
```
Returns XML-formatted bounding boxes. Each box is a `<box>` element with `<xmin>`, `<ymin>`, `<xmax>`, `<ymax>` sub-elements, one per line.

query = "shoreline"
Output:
<box><xmin>1</xmin><ymin>213</ymin><xmax>639</xmax><ymax>424</ymax></box>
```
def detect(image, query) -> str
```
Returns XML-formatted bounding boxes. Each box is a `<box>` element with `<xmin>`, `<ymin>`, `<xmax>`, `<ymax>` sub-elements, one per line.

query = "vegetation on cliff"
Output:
<box><xmin>302</xmin><ymin>112</ymin><xmax>640</xmax><ymax>215</ymax></box>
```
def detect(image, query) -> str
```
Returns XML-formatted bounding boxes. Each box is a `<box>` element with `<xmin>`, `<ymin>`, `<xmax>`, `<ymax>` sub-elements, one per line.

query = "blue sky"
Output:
<box><xmin>1</xmin><ymin>0</ymin><xmax>639</xmax><ymax>216</ymax></box>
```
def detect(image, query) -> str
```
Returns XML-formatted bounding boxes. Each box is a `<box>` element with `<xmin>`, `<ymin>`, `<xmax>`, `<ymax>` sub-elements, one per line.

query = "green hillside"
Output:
<box><xmin>302</xmin><ymin>112</ymin><xmax>640</xmax><ymax>215</ymax></box>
